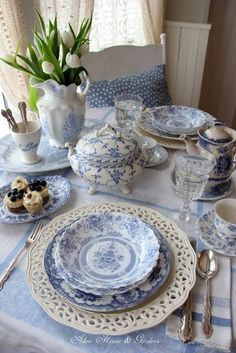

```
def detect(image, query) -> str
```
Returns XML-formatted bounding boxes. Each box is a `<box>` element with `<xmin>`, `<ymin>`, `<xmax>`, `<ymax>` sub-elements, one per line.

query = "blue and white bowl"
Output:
<box><xmin>44</xmin><ymin>221</ymin><xmax>171</xmax><ymax>312</ymax></box>
<box><xmin>54</xmin><ymin>212</ymin><xmax>160</xmax><ymax>296</ymax></box>
<box><xmin>151</xmin><ymin>105</ymin><xmax>213</xmax><ymax>136</ymax></box>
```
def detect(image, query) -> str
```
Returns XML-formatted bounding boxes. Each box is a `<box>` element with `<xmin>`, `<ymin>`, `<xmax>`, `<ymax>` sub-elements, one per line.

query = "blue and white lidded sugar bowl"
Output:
<box><xmin>66</xmin><ymin>124</ymin><xmax>147</xmax><ymax>195</ymax></box>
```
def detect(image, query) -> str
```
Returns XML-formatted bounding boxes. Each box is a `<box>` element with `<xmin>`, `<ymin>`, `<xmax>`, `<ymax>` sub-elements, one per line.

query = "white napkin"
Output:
<box><xmin>166</xmin><ymin>252</ymin><xmax>232</xmax><ymax>352</ymax></box>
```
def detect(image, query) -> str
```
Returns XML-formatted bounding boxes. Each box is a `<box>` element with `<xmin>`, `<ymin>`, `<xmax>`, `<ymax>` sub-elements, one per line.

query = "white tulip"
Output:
<box><xmin>42</xmin><ymin>61</ymin><xmax>54</xmax><ymax>74</ymax></box>
<box><xmin>1</xmin><ymin>53</ymin><xmax>15</xmax><ymax>63</ymax></box>
<box><xmin>16</xmin><ymin>56</ymin><xmax>26</xmax><ymax>68</ymax></box>
<box><xmin>26</xmin><ymin>46</ymin><xmax>39</xmax><ymax>59</ymax></box>
<box><xmin>79</xmin><ymin>42</ymin><xmax>89</xmax><ymax>56</ymax></box>
<box><xmin>61</xmin><ymin>31</ymin><xmax>74</xmax><ymax>48</ymax></box>
<box><xmin>58</xmin><ymin>44</ymin><xmax>63</xmax><ymax>65</ymax></box>
<box><xmin>65</xmin><ymin>53</ymin><xmax>80</xmax><ymax>68</ymax></box>
<box><xmin>49</xmin><ymin>30</ymin><xmax>55</xmax><ymax>42</ymax></box>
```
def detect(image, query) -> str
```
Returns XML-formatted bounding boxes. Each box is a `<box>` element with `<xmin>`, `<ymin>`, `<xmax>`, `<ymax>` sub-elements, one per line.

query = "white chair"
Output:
<box><xmin>81</xmin><ymin>33</ymin><xmax>167</xmax><ymax>81</ymax></box>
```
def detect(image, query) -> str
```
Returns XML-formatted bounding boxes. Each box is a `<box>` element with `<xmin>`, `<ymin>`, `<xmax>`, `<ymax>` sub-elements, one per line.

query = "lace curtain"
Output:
<box><xmin>90</xmin><ymin>0</ymin><xmax>164</xmax><ymax>51</ymax></box>
<box><xmin>0</xmin><ymin>0</ymin><xmax>164</xmax><ymax>108</ymax></box>
<box><xmin>0</xmin><ymin>0</ymin><xmax>29</xmax><ymax>111</ymax></box>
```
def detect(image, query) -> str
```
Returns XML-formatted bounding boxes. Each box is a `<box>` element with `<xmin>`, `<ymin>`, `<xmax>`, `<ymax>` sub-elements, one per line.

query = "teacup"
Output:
<box><xmin>11</xmin><ymin>121</ymin><xmax>42</xmax><ymax>164</ymax></box>
<box><xmin>214</xmin><ymin>198</ymin><xmax>236</xmax><ymax>238</ymax></box>
<box><xmin>136</xmin><ymin>135</ymin><xmax>157</xmax><ymax>162</ymax></box>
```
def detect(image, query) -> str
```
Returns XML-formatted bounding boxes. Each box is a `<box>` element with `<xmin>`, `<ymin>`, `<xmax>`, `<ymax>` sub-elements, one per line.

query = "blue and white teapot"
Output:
<box><xmin>182</xmin><ymin>125</ymin><xmax>236</xmax><ymax>195</ymax></box>
<box><xmin>66</xmin><ymin>124</ymin><xmax>147</xmax><ymax>195</ymax></box>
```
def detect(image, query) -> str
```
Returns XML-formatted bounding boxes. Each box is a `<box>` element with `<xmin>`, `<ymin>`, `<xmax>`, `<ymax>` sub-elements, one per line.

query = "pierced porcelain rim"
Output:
<box><xmin>26</xmin><ymin>201</ymin><xmax>196</xmax><ymax>335</ymax></box>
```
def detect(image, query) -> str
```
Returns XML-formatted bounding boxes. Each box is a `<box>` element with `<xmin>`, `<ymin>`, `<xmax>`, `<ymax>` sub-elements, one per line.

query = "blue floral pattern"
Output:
<box><xmin>55</xmin><ymin>212</ymin><xmax>160</xmax><ymax>296</ymax></box>
<box><xmin>19</xmin><ymin>142</ymin><xmax>39</xmax><ymax>152</ymax></box>
<box><xmin>87</xmin><ymin>64</ymin><xmax>171</xmax><ymax>108</ymax></box>
<box><xmin>0</xmin><ymin>175</ymin><xmax>71</xmax><ymax>224</ymax></box>
<box><xmin>63</xmin><ymin>112</ymin><xmax>85</xmax><ymax>142</ymax></box>
<box><xmin>198</xmin><ymin>210</ymin><xmax>236</xmax><ymax>256</ymax></box>
<box><xmin>0</xmin><ymin>134</ymin><xmax>70</xmax><ymax>173</ymax></box>
<box><xmin>44</xmin><ymin>221</ymin><xmax>171</xmax><ymax>311</ymax></box>
<box><xmin>151</xmin><ymin>105</ymin><xmax>212</xmax><ymax>135</ymax></box>
<box><xmin>138</xmin><ymin>107</ymin><xmax>214</xmax><ymax>139</ymax></box>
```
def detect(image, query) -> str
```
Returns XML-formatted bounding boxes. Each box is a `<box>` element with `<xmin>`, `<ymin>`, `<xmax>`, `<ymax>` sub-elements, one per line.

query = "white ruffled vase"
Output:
<box><xmin>36</xmin><ymin>75</ymin><xmax>90</xmax><ymax>148</ymax></box>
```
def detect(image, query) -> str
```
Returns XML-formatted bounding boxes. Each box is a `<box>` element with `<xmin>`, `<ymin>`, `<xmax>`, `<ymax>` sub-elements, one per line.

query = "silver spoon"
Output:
<box><xmin>18</xmin><ymin>101</ymin><xmax>28</xmax><ymax>133</ymax></box>
<box><xmin>197</xmin><ymin>249</ymin><xmax>217</xmax><ymax>338</ymax></box>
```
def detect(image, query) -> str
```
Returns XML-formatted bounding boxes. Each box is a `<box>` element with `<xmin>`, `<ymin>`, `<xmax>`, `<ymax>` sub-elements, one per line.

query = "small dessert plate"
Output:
<box><xmin>146</xmin><ymin>145</ymin><xmax>168</xmax><ymax>167</ymax></box>
<box><xmin>197</xmin><ymin>210</ymin><xmax>236</xmax><ymax>256</ymax></box>
<box><xmin>0</xmin><ymin>175</ymin><xmax>71</xmax><ymax>224</ymax></box>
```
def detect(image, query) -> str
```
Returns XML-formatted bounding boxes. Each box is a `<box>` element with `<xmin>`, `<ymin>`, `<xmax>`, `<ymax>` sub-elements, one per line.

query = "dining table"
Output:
<box><xmin>0</xmin><ymin>106</ymin><xmax>235</xmax><ymax>353</ymax></box>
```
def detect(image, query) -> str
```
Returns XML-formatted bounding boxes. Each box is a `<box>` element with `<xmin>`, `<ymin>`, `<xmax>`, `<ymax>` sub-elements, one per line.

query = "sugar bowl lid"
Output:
<box><xmin>76</xmin><ymin>123</ymin><xmax>138</xmax><ymax>161</ymax></box>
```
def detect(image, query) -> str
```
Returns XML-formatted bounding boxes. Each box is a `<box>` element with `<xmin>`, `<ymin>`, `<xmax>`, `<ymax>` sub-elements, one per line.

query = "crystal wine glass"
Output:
<box><xmin>171</xmin><ymin>150</ymin><xmax>215</xmax><ymax>230</ymax></box>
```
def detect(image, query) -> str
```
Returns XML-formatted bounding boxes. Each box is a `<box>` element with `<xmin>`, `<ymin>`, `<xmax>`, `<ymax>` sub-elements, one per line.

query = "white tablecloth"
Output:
<box><xmin>0</xmin><ymin>107</ymin><xmax>235</xmax><ymax>353</ymax></box>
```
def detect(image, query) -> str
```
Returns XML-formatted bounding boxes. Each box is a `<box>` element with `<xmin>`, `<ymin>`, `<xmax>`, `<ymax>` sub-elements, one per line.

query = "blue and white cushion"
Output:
<box><xmin>86</xmin><ymin>64</ymin><xmax>171</xmax><ymax>108</ymax></box>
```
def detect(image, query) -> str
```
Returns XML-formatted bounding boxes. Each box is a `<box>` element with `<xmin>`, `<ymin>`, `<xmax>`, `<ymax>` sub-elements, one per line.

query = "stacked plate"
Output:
<box><xmin>137</xmin><ymin>105</ymin><xmax>215</xmax><ymax>149</ymax></box>
<box><xmin>44</xmin><ymin>211</ymin><xmax>171</xmax><ymax>312</ymax></box>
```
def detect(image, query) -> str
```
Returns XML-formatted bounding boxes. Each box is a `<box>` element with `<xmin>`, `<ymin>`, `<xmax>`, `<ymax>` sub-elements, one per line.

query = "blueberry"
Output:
<box><xmin>12</xmin><ymin>188</ymin><xmax>17</xmax><ymax>192</ymax></box>
<box><xmin>29</xmin><ymin>185</ymin><xmax>35</xmax><ymax>191</ymax></box>
<box><xmin>7</xmin><ymin>191</ymin><xmax>12</xmax><ymax>197</ymax></box>
<box><xmin>18</xmin><ymin>189</ymin><xmax>24</xmax><ymax>194</ymax></box>
<box><xmin>10</xmin><ymin>195</ymin><xmax>17</xmax><ymax>202</ymax></box>
<box><xmin>40</xmin><ymin>180</ymin><xmax>47</xmax><ymax>187</ymax></box>
<box><xmin>35</xmin><ymin>185</ymin><xmax>42</xmax><ymax>192</ymax></box>
<box><xmin>34</xmin><ymin>180</ymin><xmax>40</xmax><ymax>186</ymax></box>
<box><xmin>12</xmin><ymin>189</ymin><xmax>18</xmax><ymax>195</ymax></box>
<box><xmin>17</xmin><ymin>193</ymin><xmax>23</xmax><ymax>199</ymax></box>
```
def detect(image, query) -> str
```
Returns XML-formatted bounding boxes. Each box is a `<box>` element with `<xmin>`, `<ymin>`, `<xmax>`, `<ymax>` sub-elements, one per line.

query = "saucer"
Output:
<box><xmin>197</xmin><ymin>210</ymin><xmax>236</xmax><ymax>256</ymax></box>
<box><xmin>146</xmin><ymin>145</ymin><xmax>168</xmax><ymax>167</ymax></box>
<box><xmin>0</xmin><ymin>175</ymin><xmax>71</xmax><ymax>224</ymax></box>
<box><xmin>169</xmin><ymin>168</ymin><xmax>233</xmax><ymax>201</ymax></box>
<box><xmin>0</xmin><ymin>134</ymin><xmax>70</xmax><ymax>174</ymax></box>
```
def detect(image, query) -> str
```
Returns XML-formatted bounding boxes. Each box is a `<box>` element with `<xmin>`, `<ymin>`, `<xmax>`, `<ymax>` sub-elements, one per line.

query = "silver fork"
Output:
<box><xmin>0</xmin><ymin>218</ymin><xmax>48</xmax><ymax>290</ymax></box>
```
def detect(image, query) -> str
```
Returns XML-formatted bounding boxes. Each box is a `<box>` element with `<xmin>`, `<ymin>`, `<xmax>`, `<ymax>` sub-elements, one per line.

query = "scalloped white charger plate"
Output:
<box><xmin>26</xmin><ymin>201</ymin><xmax>196</xmax><ymax>335</ymax></box>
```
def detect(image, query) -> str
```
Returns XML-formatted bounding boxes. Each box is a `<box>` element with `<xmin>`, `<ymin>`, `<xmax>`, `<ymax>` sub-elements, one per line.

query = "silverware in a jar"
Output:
<box><xmin>178</xmin><ymin>239</ymin><xmax>196</xmax><ymax>342</ymax></box>
<box><xmin>197</xmin><ymin>249</ymin><xmax>217</xmax><ymax>338</ymax></box>
<box><xmin>18</xmin><ymin>101</ymin><xmax>29</xmax><ymax>133</ymax></box>
<box><xmin>1</xmin><ymin>109</ymin><xmax>18</xmax><ymax>131</ymax></box>
<box><xmin>0</xmin><ymin>218</ymin><xmax>48</xmax><ymax>290</ymax></box>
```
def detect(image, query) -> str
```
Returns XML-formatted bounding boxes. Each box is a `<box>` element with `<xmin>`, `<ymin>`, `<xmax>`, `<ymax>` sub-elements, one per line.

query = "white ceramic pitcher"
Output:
<box><xmin>36</xmin><ymin>73</ymin><xmax>90</xmax><ymax>148</ymax></box>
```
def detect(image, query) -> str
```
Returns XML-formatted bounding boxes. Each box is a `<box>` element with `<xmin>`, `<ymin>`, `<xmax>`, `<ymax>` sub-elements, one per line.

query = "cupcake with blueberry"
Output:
<box><xmin>4</xmin><ymin>188</ymin><xmax>25</xmax><ymax>213</ymax></box>
<box><xmin>27</xmin><ymin>179</ymin><xmax>49</xmax><ymax>205</ymax></box>
<box><xmin>11</xmin><ymin>176</ymin><xmax>28</xmax><ymax>192</ymax></box>
<box><xmin>23</xmin><ymin>191</ymin><xmax>43</xmax><ymax>213</ymax></box>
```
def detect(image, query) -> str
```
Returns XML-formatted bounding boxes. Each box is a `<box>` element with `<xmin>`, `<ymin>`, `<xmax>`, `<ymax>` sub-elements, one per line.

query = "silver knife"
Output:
<box><xmin>178</xmin><ymin>239</ymin><xmax>196</xmax><ymax>342</ymax></box>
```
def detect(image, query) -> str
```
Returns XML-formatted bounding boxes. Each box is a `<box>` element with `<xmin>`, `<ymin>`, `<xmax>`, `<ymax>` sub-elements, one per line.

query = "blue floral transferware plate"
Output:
<box><xmin>55</xmin><ymin>212</ymin><xmax>160</xmax><ymax>296</ymax></box>
<box><xmin>151</xmin><ymin>105</ymin><xmax>213</xmax><ymax>136</ymax></box>
<box><xmin>0</xmin><ymin>175</ymin><xmax>71</xmax><ymax>224</ymax></box>
<box><xmin>0</xmin><ymin>134</ymin><xmax>70</xmax><ymax>174</ymax></box>
<box><xmin>44</xmin><ymin>221</ymin><xmax>171</xmax><ymax>312</ymax></box>
<box><xmin>169</xmin><ymin>168</ymin><xmax>233</xmax><ymax>201</ymax></box>
<box><xmin>197</xmin><ymin>210</ymin><xmax>236</xmax><ymax>256</ymax></box>
<box><xmin>137</xmin><ymin>107</ymin><xmax>214</xmax><ymax>139</ymax></box>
